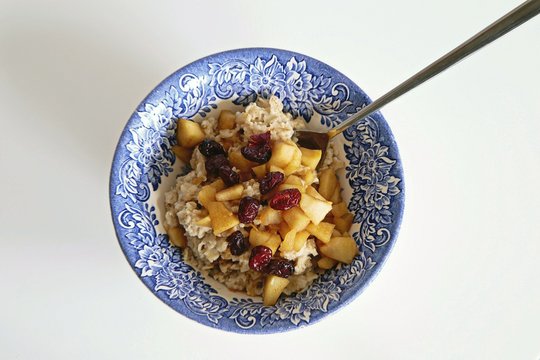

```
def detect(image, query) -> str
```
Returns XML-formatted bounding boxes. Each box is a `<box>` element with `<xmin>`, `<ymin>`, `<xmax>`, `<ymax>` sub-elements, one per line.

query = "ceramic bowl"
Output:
<box><xmin>109</xmin><ymin>48</ymin><xmax>404</xmax><ymax>333</ymax></box>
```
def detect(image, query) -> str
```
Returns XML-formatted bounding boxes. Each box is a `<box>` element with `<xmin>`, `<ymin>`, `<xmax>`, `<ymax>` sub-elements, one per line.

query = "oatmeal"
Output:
<box><xmin>165</xmin><ymin>96</ymin><xmax>358</xmax><ymax>305</ymax></box>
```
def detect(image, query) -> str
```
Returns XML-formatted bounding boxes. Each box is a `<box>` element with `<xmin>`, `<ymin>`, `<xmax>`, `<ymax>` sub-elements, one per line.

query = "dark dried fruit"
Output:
<box><xmin>205</xmin><ymin>154</ymin><xmax>229</xmax><ymax>177</ymax></box>
<box><xmin>249</xmin><ymin>245</ymin><xmax>273</xmax><ymax>272</ymax></box>
<box><xmin>227</xmin><ymin>231</ymin><xmax>249</xmax><ymax>256</ymax></box>
<box><xmin>265</xmin><ymin>258</ymin><xmax>295</xmax><ymax>278</ymax></box>
<box><xmin>269</xmin><ymin>188</ymin><xmax>301</xmax><ymax>210</ymax></box>
<box><xmin>241</xmin><ymin>132</ymin><xmax>272</xmax><ymax>163</ymax></box>
<box><xmin>259</xmin><ymin>171</ymin><xmax>285</xmax><ymax>194</ymax></box>
<box><xmin>219</xmin><ymin>166</ymin><xmax>240</xmax><ymax>186</ymax></box>
<box><xmin>198</xmin><ymin>139</ymin><xmax>226</xmax><ymax>157</ymax></box>
<box><xmin>238</xmin><ymin>196</ymin><xmax>260</xmax><ymax>224</ymax></box>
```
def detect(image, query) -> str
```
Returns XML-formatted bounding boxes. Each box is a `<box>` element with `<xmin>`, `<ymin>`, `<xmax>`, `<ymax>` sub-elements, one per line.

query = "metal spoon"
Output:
<box><xmin>296</xmin><ymin>0</ymin><xmax>540</xmax><ymax>160</ymax></box>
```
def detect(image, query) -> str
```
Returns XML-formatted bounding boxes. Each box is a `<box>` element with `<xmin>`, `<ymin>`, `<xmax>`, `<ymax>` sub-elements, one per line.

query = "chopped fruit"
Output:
<box><xmin>176</xmin><ymin>119</ymin><xmax>205</xmax><ymax>148</ymax></box>
<box><xmin>167</xmin><ymin>226</ymin><xmax>187</xmax><ymax>248</ymax></box>
<box><xmin>206</xmin><ymin>201</ymin><xmax>240</xmax><ymax>235</ymax></box>
<box><xmin>215</xmin><ymin>184</ymin><xmax>244</xmax><ymax>201</ymax></box>
<box><xmin>278</xmin><ymin>222</ymin><xmax>291</xmax><ymax>238</ymax></box>
<box><xmin>260</xmin><ymin>207</ymin><xmax>282</xmax><ymax>226</ymax></box>
<box><xmin>198</xmin><ymin>185</ymin><xmax>217</xmax><ymax>208</ymax></box>
<box><xmin>195</xmin><ymin>215</ymin><xmax>212</xmax><ymax>227</ymax></box>
<box><xmin>305</xmin><ymin>186</ymin><xmax>327</xmax><ymax>201</ymax></box>
<box><xmin>306</xmin><ymin>221</ymin><xmax>335</xmax><ymax>243</ymax></box>
<box><xmin>218</xmin><ymin>110</ymin><xmax>236</xmax><ymax>130</ymax></box>
<box><xmin>277</xmin><ymin>183</ymin><xmax>304</xmax><ymax>193</ymax></box>
<box><xmin>198</xmin><ymin>139</ymin><xmax>226</xmax><ymax>157</ymax></box>
<box><xmin>318</xmin><ymin>168</ymin><xmax>338</xmax><ymax>200</ymax></box>
<box><xmin>317</xmin><ymin>256</ymin><xmax>338</xmax><ymax>270</ymax></box>
<box><xmin>265</xmin><ymin>259</ymin><xmax>294</xmax><ymax>278</ymax></box>
<box><xmin>209</xmin><ymin>178</ymin><xmax>226</xmax><ymax>191</ymax></box>
<box><xmin>299</xmin><ymin>193</ymin><xmax>332</xmax><ymax>225</ymax></box>
<box><xmin>205</xmin><ymin>154</ymin><xmax>229</xmax><ymax>177</ymax></box>
<box><xmin>241</xmin><ymin>132</ymin><xmax>272</xmax><ymax>163</ymax></box>
<box><xmin>300</xmin><ymin>147</ymin><xmax>323</xmax><ymax>169</ymax></box>
<box><xmin>171</xmin><ymin>145</ymin><xmax>193</xmax><ymax>163</ymax></box>
<box><xmin>259</xmin><ymin>172</ymin><xmax>285</xmax><ymax>194</ymax></box>
<box><xmin>265</xmin><ymin>234</ymin><xmax>282</xmax><ymax>254</ymax></box>
<box><xmin>221</xmin><ymin>139</ymin><xmax>234</xmax><ymax>151</ymax></box>
<box><xmin>270</xmin><ymin>188</ymin><xmax>302</xmax><ymax>210</ymax></box>
<box><xmin>251</xmin><ymin>164</ymin><xmax>267</xmax><ymax>179</ymax></box>
<box><xmin>331</xmin><ymin>202</ymin><xmax>349</xmax><ymax>218</ymax></box>
<box><xmin>227</xmin><ymin>230</ymin><xmax>249</xmax><ymax>255</ymax></box>
<box><xmin>263</xmin><ymin>275</ymin><xmax>289</xmax><ymax>306</ymax></box>
<box><xmin>283</xmin><ymin>148</ymin><xmax>302</xmax><ymax>176</ymax></box>
<box><xmin>302</xmin><ymin>170</ymin><xmax>317</xmax><ymax>186</ymax></box>
<box><xmin>218</xmin><ymin>166</ymin><xmax>240</xmax><ymax>186</ymax></box>
<box><xmin>238</xmin><ymin>197</ymin><xmax>260</xmax><ymax>224</ymax></box>
<box><xmin>268</xmin><ymin>165</ymin><xmax>285</xmax><ymax>174</ymax></box>
<box><xmin>249</xmin><ymin>227</ymin><xmax>272</xmax><ymax>247</ymax></box>
<box><xmin>284</xmin><ymin>175</ymin><xmax>304</xmax><ymax>186</ymax></box>
<box><xmin>192</xmin><ymin>176</ymin><xmax>205</xmax><ymax>185</ymax></box>
<box><xmin>319</xmin><ymin>235</ymin><xmax>358</xmax><ymax>264</ymax></box>
<box><xmin>279</xmin><ymin>227</ymin><xmax>297</xmax><ymax>252</ymax></box>
<box><xmin>330</xmin><ymin>186</ymin><xmax>342</xmax><ymax>203</ymax></box>
<box><xmin>332</xmin><ymin>229</ymin><xmax>342</xmax><ymax>238</ymax></box>
<box><xmin>293</xmin><ymin>230</ymin><xmax>310</xmax><ymax>251</ymax></box>
<box><xmin>229</xmin><ymin>151</ymin><xmax>257</xmax><ymax>172</ymax></box>
<box><xmin>334</xmin><ymin>213</ymin><xmax>354</xmax><ymax>233</ymax></box>
<box><xmin>249</xmin><ymin>245</ymin><xmax>273</xmax><ymax>272</ymax></box>
<box><xmin>282</xmin><ymin>207</ymin><xmax>310</xmax><ymax>231</ymax></box>
<box><xmin>268</xmin><ymin>141</ymin><xmax>297</xmax><ymax>169</ymax></box>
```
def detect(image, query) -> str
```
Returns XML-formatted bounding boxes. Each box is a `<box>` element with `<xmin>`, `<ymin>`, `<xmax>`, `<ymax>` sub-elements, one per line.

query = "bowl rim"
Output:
<box><xmin>109</xmin><ymin>47</ymin><xmax>405</xmax><ymax>333</ymax></box>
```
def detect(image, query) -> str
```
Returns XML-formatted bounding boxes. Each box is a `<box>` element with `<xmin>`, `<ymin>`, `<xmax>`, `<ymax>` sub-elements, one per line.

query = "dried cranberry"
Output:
<box><xmin>198</xmin><ymin>139</ymin><xmax>226</xmax><ymax>157</ymax></box>
<box><xmin>259</xmin><ymin>172</ymin><xmax>285</xmax><ymax>194</ymax></box>
<box><xmin>205</xmin><ymin>154</ymin><xmax>229</xmax><ymax>176</ymax></box>
<box><xmin>227</xmin><ymin>231</ymin><xmax>249</xmax><ymax>256</ymax></box>
<box><xmin>238</xmin><ymin>196</ymin><xmax>260</xmax><ymax>224</ymax></box>
<box><xmin>249</xmin><ymin>245</ymin><xmax>273</xmax><ymax>272</ymax></box>
<box><xmin>219</xmin><ymin>166</ymin><xmax>240</xmax><ymax>186</ymax></box>
<box><xmin>269</xmin><ymin>188</ymin><xmax>301</xmax><ymax>210</ymax></box>
<box><xmin>241</xmin><ymin>132</ymin><xmax>272</xmax><ymax>163</ymax></box>
<box><xmin>265</xmin><ymin>258</ymin><xmax>295</xmax><ymax>278</ymax></box>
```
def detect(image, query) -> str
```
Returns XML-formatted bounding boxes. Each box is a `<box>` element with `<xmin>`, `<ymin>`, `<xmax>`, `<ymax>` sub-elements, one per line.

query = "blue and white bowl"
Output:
<box><xmin>109</xmin><ymin>48</ymin><xmax>404</xmax><ymax>333</ymax></box>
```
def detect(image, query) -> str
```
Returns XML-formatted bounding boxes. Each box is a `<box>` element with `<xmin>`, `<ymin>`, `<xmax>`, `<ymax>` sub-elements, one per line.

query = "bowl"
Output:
<box><xmin>109</xmin><ymin>48</ymin><xmax>404</xmax><ymax>333</ymax></box>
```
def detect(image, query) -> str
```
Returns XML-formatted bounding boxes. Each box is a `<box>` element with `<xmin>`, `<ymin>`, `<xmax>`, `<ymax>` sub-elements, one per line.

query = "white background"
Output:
<box><xmin>1</xmin><ymin>0</ymin><xmax>539</xmax><ymax>359</ymax></box>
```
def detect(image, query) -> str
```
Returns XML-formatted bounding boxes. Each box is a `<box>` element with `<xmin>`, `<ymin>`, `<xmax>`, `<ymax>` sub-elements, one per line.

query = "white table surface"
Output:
<box><xmin>1</xmin><ymin>0</ymin><xmax>539</xmax><ymax>358</ymax></box>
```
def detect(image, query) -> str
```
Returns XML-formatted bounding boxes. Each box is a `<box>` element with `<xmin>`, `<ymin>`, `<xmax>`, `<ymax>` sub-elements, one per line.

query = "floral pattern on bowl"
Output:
<box><xmin>109</xmin><ymin>48</ymin><xmax>404</xmax><ymax>333</ymax></box>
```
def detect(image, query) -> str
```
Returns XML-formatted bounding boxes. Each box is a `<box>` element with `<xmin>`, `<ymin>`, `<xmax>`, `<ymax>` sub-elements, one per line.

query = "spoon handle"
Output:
<box><xmin>329</xmin><ymin>0</ymin><xmax>540</xmax><ymax>138</ymax></box>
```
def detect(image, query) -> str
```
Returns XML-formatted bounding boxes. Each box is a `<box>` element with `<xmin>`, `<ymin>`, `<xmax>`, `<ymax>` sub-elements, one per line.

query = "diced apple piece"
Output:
<box><xmin>268</xmin><ymin>165</ymin><xmax>285</xmax><ymax>174</ymax></box>
<box><xmin>171</xmin><ymin>145</ymin><xmax>193</xmax><ymax>163</ymax></box>
<box><xmin>317</xmin><ymin>256</ymin><xmax>338</xmax><ymax>269</ymax></box>
<box><xmin>167</xmin><ymin>226</ymin><xmax>187</xmax><ymax>248</ymax></box>
<box><xmin>198</xmin><ymin>185</ymin><xmax>217</xmax><ymax>208</ymax></box>
<box><xmin>306</xmin><ymin>186</ymin><xmax>327</xmax><ymax>201</ymax></box>
<box><xmin>266</xmin><ymin>234</ymin><xmax>282</xmax><ymax>254</ymax></box>
<box><xmin>318</xmin><ymin>168</ymin><xmax>337</xmax><ymax>200</ymax></box>
<box><xmin>195</xmin><ymin>215</ymin><xmax>212</xmax><ymax>227</ymax></box>
<box><xmin>278</xmin><ymin>222</ymin><xmax>291</xmax><ymax>239</ymax></box>
<box><xmin>249</xmin><ymin>227</ymin><xmax>272</xmax><ymax>247</ymax></box>
<box><xmin>215</xmin><ymin>184</ymin><xmax>243</xmax><ymax>201</ymax></box>
<box><xmin>209</xmin><ymin>178</ymin><xmax>226</xmax><ymax>191</ymax></box>
<box><xmin>263</xmin><ymin>275</ymin><xmax>290</xmax><ymax>306</ymax></box>
<box><xmin>268</xmin><ymin>142</ymin><xmax>297</xmax><ymax>169</ymax></box>
<box><xmin>218</xmin><ymin>110</ymin><xmax>236</xmax><ymax>130</ymax></box>
<box><xmin>206</xmin><ymin>202</ymin><xmax>239</xmax><ymax>235</ymax></box>
<box><xmin>331</xmin><ymin>202</ymin><xmax>349</xmax><ymax>218</ymax></box>
<box><xmin>319</xmin><ymin>235</ymin><xmax>358</xmax><ymax>264</ymax></box>
<box><xmin>284</xmin><ymin>175</ymin><xmax>304</xmax><ymax>186</ymax></box>
<box><xmin>306</xmin><ymin>221</ymin><xmax>335</xmax><ymax>243</ymax></box>
<box><xmin>229</xmin><ymin>151</ymin><xmax>257</xmax><ymax>172</ymax></box>
<box><xmin>330</xmin><ymin>186</ymin><xmax>342</xmax><ymax>203</ymax></box>
<box><xmin>260</xmin><ymin>207</ymin><xmax>282</xmax><ymax>226</ymax></box>
<box><xmin>334</xmin><ymin>213</ymin><xmax>354</xmax><ymax>233</ymax></box>
<box><xmin>282</xmin><ymin>207</ymin><xmax>310</xmax><ymax>232</ymax></box>
<box><xmin>176</xmin><ymin>119</ymin><xmax>205</xmax><ymax>148</ymax></box>
<box><xmin>299</xmin><ymin>193</ymin><xmax>332</xmax><ymax>225</ymax></box>
<box><xmin>277</xmin><ymin>183</ymin><xmax>304</xmax><ymax>193</ymax></box>
<box><xmin>283</xmin><ymin>148</ymin><xmax>302</xmax><ymax>176</ymax></box>
<box><xmin>300</xmin><ymin>147</ymin><xmax>322</xmax><ymax>170</ymax></box>
<box><xmin>252</xmin><ymin>164</ymin><xmax>267</xmax><ymax>179</ymax></box>
<box><xmin>332</xmin><ymin>229</ymin><xmax>341</xmax><ymax>238</ymax></box>
<box><xmin>302</xmin><ymin>170</ymin><xmax>317</xmax><ymax>186</ymax></box>
<box><xmin>293</xmin><ymin>230</ymin><xmax>310</xmax><ymax>251</ymax></box>
<box><xmin>279</xmin><ymin>228</ymin><xmax>297</xmax><ymax>253</ymax></box>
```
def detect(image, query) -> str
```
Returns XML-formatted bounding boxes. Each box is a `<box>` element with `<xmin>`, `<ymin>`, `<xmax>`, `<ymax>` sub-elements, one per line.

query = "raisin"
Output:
<box><xmin>219</xmin><ymin>166</ymin><xmax>240</xmax><ymax>186</ymax></box>
<box><xmin>241</xmin><ymin>132</ymin><xmax>272</xmax><ymax>163</ymax></box>
<box><xmin>205</xmin><ymin>154</ymin><xmax>229</xmax><ymax>177</ymax></box>
<box><xmin>249</xmin><ymin>245</ymin><xmax>273</xmax><ymax>272</ymax></box>
<box><xmin>227</xmin><ymin>231</ymin><xmax>249</xmax><ymax>256</ymax></box>
<box><xmin>269</xmin><ymin>188</ymin><xmax>301</xmax><ymax>210</ymax></box>
<box><xmin>238</xmin><ymin>196</ymin><xmax>260</xmax><ymax>224</ymax></box>
<box><xmin>247</xmin><ymin>132</ymin><xmax>271</xmax><ymax>147</ymax></box>
<box><xmin>259</xmin><ymin>171</ymin><xmax>285</xmax><ymax>194</ymax></box>
<box><xmin>198</xmin><ymin>139</ymin><xmax>226</xmax><ymax>157</ymax></box>
<box><xmin>265</xmin><ymin>258</ymin><xmax>295</xmax><ymax>278</ymax></box>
